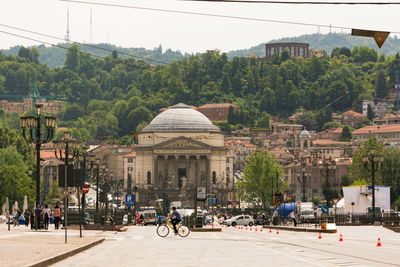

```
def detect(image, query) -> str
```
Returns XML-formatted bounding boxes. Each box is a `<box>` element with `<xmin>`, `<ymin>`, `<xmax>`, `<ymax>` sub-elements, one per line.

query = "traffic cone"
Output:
<box><xmin>246</xmin><ymin>226</ymin><xmax>248</xmax><ymax>230</ymax></box>
<box><xmin>377</xmin><ymin>238</ymin><xmax>382</xmax><ymax>247</ymax></box>
<box><xmin>235</xmin><ymin>226</ymin><xmax>237</xmax><ymax>229</ymax></box>
<box><xmin>250</xmin><ymin>227</ymin><xmax>252</xmax><ymax>231</ymax></box>
<box><xmin>276</xmin><ymin>229</ymin><xmax>279</xmax><ymax>235</ymax></box>
<box><xmin>255</xmin><ymin>227</ymin><xmax>258</xmax><ymax>232</ymax></box>
<box><xmin>260</xmin><ymin>228</ymin><xmax>263</xmax><ymax>232</ymax></box>
<box><xmin>339</xmin><ymin>234</ymin><xmax>343</xmax><ymax>242</ymax></box>
<box><xmin>318</xmin><ymin>232</ymin><xmax>322</xmax><ymax>239</ymax></box>
<box><xmin>269</xmin><ymin>228</ymin><xmax>272</xmax><ymax>233</ymax></box>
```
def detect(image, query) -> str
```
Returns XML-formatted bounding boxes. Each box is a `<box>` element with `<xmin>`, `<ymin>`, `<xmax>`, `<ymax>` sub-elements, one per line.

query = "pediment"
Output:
<box><xmin>154</xmin><ymin>136</ymin><xmax>212</xmax><ymax>149</ymax></box>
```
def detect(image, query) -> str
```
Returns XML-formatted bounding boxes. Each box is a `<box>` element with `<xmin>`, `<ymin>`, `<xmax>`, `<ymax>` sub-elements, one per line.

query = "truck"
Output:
<box><xmin>298</xmin><ymin>202</ymin><xmax>315</xmax><ymax>222</ymax></box>
<box><xmin>342</xmin><ymin>185</ymin><xmax>390</xmax><ymax>214</ymax></box>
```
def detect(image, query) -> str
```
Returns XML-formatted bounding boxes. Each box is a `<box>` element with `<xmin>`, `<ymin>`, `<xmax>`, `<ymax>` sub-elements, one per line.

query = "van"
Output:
<box><xmin>142</xmin><ymin>209</ymin><xmax>157</xmax><ymax>225</ymax></box>
<box><xmin>170</xmin><ymin>201</ymin><xmax>182</xmax><ymax>209</ymax></box>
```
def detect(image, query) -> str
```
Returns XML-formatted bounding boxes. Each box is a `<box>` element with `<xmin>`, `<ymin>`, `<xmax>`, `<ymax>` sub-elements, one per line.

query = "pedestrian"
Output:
<box><xmin>136</xmin><ymin>213</ymin><xmax>140</xmax><ymax>225</ymax></box>
<box><xmin>53</xmin><ymin>204</ymin><xmax>61</xmax><ymax>230</ymax></box>
<box><xmin>140</xmin><ymin>213</ymin><xmax>144</xmax><ymax>225</ymax></box>
<box><xmin>289</xmin><ymin>210</ymin><xmax>297</xmax><ymax>227</ymax></box>
<box><xmin>157</xmin><ymin>214</ymin><xmax>162</xmax><ymax>225</ymax></box>
<box><xmin>43</xmin><ymin>204</ymin><xmax>50</xmax><ymax>230</ymax></box>
<box><xmin>30</xmin><ymin>211</ymin><xmax>35</xmax><ymax>230</ymax></box>
<box><xmin>13</xmin><ymin>208</ymin><xmax>20</xmax><ymax>227</ymax></box>
<box><xmin>24</xmin><ymin>209</ymin><xmax>31</xmax><ymax>227</ymax></box>
<box><xmin>34</xmin><ymin>205</ymin><xmax>42</xmax><ymax>230</ymax></box>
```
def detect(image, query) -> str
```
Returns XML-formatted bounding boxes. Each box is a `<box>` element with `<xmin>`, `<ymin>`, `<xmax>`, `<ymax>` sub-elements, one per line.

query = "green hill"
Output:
<box><xmin>227</xmin><ymin>33</ymin><xmax>400</xmax><ymax>58</ymax></box>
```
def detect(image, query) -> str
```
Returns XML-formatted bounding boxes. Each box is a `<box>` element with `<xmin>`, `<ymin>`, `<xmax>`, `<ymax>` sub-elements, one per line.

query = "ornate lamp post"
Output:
<box><xmin>319</xmin><ymin>157</ymin><xmax>336</xmax><ymax>203</ymax></box>
<box><xmin>297</xmin><ymin>158</ymin><xmax>310</xmax><ymax>202</ymax></box>
<box><xmin>362</xmin><ymin>149</ymin><xmax>384</xmax><ymax>221</ymax></box>
<box><xmin>20</xmin><ymin>104</ymin><xmax>56</xmax><ymax>206</ymax></box>
<box><xmin>53</xmin><ymin>131</ymin><xmax>79</xmax><ymax>243</ymax></box>
<box><xmin>89</xmin><ymin>155</ymin><xmax>100</xmax><ymax>212</ymax></box>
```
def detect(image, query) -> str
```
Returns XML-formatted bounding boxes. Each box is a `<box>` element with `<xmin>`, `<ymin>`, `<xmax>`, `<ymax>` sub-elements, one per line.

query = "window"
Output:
<box><xmin>147</xmin><ymin>171</ymin><xmax>151</xmax><ymax>184</ymax></box>
<box><xmin>128</xmin><ymin>158</ymin><xmax>133</xmax><ymax>163</ymax></box>
<box><xmin>127</xmin><ymin>167</ymin><xmax>133</xmax><ymax>171</ymax></box>
<box><xmin>212</xmin><ymin>171</ymin><xmax>216</xmax><ymax>184</ymax></box>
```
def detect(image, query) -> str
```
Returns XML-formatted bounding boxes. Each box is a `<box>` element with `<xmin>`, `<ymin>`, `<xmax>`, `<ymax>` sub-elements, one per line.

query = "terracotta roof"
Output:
<box><xmin>313</xmin><ymin>139</ymin><xmax>336</xmax><ymax>146</ymax></box>
<box><xmin>353</xmin><ymin>124</ymin><xmax>400</xmax><ymax>134</ymax></box>
<box><xmin>198</xmin><ymin>103</ymin><xmax>239</xmax><ymax>109</ymax></box>
<box><xmin>245</xmin><ymin>143</ymin><xmax>257</xmax><ymax>148</ymax></box>
<box><xmin>40</xmin><ymin>149</ymin><xmax>72</xmax><ymax>160</ymax></box>
<box><xmin>123</xmin><ymin>152</ymin><xmax>136</xmax><ymax>158</ymax></box>
<box><xmin>343</xmin><ymin>110</ymin><xmax>364</xmax><ymax>117</ymax></box>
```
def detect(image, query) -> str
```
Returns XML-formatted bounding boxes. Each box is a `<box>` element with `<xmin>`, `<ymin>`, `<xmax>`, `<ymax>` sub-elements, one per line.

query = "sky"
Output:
<box><xmin>0</xmin><ymin>0</ymin><xmax>399</xmax><ymax>53</ymax></box>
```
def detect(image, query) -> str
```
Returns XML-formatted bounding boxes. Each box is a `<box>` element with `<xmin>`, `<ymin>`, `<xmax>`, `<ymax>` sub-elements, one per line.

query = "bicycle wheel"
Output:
<box><xmin>177</xmin><ymin>225</ymin><xmax>190</xmax><ymax>237</ymax></box>
<box><xmin>156</xmin><ymin>225</ymin><xmax>170</xmax><ymax>237</ymax></box>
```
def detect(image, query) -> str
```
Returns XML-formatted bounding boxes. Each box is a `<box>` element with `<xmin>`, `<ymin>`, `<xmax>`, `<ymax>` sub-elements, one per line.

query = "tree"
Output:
<box><xmin>375</xmin><ymin>70</ymin><xmax>388</xmax><ymax>99</ymax></box>
<box><xmin>255</xmin><ymin>112</ymin><xmax>270</xmax><ymax>128</ymax></box>
<box><xmin>65</xmin><ymin>43</ymin><xmax>80</xmax><ymax>72</ymax></box>
<box><xmin>236</xmin><ymin>150</ymin><xmax>284</xmax><ymax>210</ymax></box>
<box><xmin>227</xmin><ymin>105</ymin><xmax>235</xmax><ymax>125</ymax></box>
<box><xmin>340</xmin><ymin>125</ymin><xmax>352</xmax><ymax>142</ymax></box>
<box><xmin>367</xmin><ymin>104</ymin><xmax>375</xmax><ymax>120</ymax></box>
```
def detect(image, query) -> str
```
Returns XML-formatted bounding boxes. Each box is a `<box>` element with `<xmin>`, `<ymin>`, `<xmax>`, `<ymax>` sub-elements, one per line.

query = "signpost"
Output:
<box><xmin>82</xmin><ymin>185</ymin><xmax>89</xmax><ymax>194</ymax></box>
<box><xmin>125</xmin><ymin>194</ymin><xmax>135</xmax><ymax>207</ymax></box>
<box><xmin>332</xmin><ymin>198</ymin><xmax>339</xmax><ymax>215</ymax></box>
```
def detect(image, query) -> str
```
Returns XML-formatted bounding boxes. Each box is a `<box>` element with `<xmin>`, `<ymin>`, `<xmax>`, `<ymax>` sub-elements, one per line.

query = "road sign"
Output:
<box><xmin>125</xmin><ymin>194</ymin><xmax>135</xmax><ymax>207</ymax></box>
<box><xmin>321</xmin><ymin>206</ymin><xmax>329</xmax><ymax>214</ymax></box>
<box><xmin>82</xmin><ymin>185</ymin><xmax>89</xmax><ymax>194</ymax></box>
<box><xmin>63</xmin><ymin>190</ymin><xmax>69</xmax><ymax>196</ymax></box>
<box><xmin>232</xmin><ymin>202</ymin><xmax>237</xmax><ymax>207</ymax></box>
<box><xmin>332</xmin><ymin>198</ymin><xmax>339</xmax><ymax>205</ymax></box>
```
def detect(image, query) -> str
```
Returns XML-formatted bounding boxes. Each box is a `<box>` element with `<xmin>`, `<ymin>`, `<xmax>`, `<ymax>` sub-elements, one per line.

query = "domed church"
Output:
<box><xmin>135</xmin><ymin>103</ymin><xmax>230</xmax><ymax>208</ymax></box>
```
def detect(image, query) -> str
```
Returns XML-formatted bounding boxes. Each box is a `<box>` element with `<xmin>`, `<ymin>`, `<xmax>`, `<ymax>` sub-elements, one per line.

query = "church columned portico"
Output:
<box><xmin>134</xmin><ymin>103</ymin><xmax>230</xmax><ymax>208</ymax></box>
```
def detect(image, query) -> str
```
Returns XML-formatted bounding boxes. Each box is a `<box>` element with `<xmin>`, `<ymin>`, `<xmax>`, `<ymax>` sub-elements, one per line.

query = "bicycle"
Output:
<box><xmin>156</xmin><ymin>220</ymin><xmax>190</xmax><ymax>237</ymax></box>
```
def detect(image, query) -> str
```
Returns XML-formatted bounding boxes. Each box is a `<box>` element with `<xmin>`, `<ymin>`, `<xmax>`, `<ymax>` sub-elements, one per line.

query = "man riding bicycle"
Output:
<box><xmin>168</xmin><ymin>207</ymin><xmax>182</xmax><ymax>235</ymax></box>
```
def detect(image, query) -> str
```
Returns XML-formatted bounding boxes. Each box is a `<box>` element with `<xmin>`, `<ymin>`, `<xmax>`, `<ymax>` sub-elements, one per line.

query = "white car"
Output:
<box><xmin>224</xmin><ymin>215</ymin><xmax>254</xmax><ymax>227</ymax></box>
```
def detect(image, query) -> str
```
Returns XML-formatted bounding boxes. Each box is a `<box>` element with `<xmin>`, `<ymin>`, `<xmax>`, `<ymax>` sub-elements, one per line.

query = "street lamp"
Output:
<box><xmin>319</xmin><ymin>156</ymin><xmax>336</xmax><ymax>203</ymax></box>
<box><xmin>297</xmin><ymin>158</ymin><xmax>310</xmax><ymax>202</ymax></box>
<box><xmin>89</xmin><ymin>155</ymin><xmax>100</xmax><ymax>212</ymax></box>
<box><xmin>20</xmin><ymin>104</ymin><xmax>56</xmax><ymax>206</ymax></box>
<box><xmin>362</xmin><ymin>149</ymin><xmax>384</xmax><ymax>222</ymax></box>
<box><xmin>53</xmin><ymin>131</ymin><xmax>79</xmax><ymax>243</ymax></box>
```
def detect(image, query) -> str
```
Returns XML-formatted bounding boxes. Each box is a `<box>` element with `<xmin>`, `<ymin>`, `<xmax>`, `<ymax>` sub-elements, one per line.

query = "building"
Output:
<box><xmin>362</xmin><ymin>99</ymin><xmax>394</xmax><ymax>118</ymax></box>
<box><xmin>373</xmin><ymin>113</ymin><xmax>400</xmax><ymax>125</ymax></box>
<box><xmin>342</xmin><ymin>110</ymin><xmax>365</xmax><ymax>127</ymax></box>
<box><xmin>123</xmin><ymin>152</ymin><xmax>136</xmax><ymax>194</ymax></box>
<box><xmin>197</xmin><ymin>103</ymin><xmax>239</xmax><ymax>121</ymax></box>
<box><xmin>135</xmin><ymin>103</ymin><xmax>231</xmax><ymax>208</ymax></box>
<box><xmin>317</xmin><ymin>127</ymin><xmax>342</xmax><ymax>141</ymax></box>
<box><xmin>0</xmin><ymin>98</ymin><xmax>63</xmax><ymax>114</ymax></box>
<box><xmin>224</xmin><ymin>139</ymin><xmax>257</xmax><ymax>171</ymax></box>
<box><xmin>352</xmin><ymin>124</ymin><xmax>400</xmax><ymax>147</ymax></box>
<box><xmin>265</xmin><ymin>42</ymin><xmax>309</xmax><ymax>60</ymax></box>
<box><xmin>309</xmin><ymin>49</ymin><xmax>325</xmax><ymax>58</ymax></box>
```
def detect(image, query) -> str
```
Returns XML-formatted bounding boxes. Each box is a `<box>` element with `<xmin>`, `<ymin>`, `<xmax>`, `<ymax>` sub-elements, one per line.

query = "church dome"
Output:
<box><xmin>299</xmin><ymin>129</ymin><xmax>311</xmax><ymax>138</ymax></box>
<box><xmin>141</xmin><ymin>103</ymin><xmax>220</xmax><ymax>132</ymax></box>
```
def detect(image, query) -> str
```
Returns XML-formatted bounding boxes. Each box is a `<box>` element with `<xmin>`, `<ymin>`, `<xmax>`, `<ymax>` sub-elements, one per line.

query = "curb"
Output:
<box><xmin>28</xmin><ymin>238</ymin><xmax>105</xmax><ymax>267</ymax></box>
<box><xmin>262</xmin><ymin>225</ymin><xmax>337</xmax><ymax>234</ymax></box>
<box><xmin>191</xmin><ymin>228</ymin><xmax>222</xmax><ymax>232</ymax></box>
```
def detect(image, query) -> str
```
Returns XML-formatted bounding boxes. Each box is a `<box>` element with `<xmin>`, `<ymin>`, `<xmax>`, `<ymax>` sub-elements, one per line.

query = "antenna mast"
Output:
<box><xmin>65</xmin><ymin>6</ymin><xmax>70</xmax><ymax>42</ymax></box>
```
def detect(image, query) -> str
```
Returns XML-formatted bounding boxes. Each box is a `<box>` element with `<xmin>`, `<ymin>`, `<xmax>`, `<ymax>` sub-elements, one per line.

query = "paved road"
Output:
<box><xmin>54</xmin><ymin>225</ymin><xmax>400</xmax><ymax>267</ymax></box>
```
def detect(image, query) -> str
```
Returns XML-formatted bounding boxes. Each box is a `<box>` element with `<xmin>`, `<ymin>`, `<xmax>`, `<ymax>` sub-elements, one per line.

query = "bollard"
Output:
<box><xmin>8</xmin><ymin>217</ymin><xmax>10</xmax><ymax>231</ymax></box>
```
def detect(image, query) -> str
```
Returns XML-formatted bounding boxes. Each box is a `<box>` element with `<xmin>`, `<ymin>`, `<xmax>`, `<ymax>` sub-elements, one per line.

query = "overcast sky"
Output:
<box><xmin>0</xmin><ymin>0</ymin><xmax>399</xmax><ymax>53</ymax></box>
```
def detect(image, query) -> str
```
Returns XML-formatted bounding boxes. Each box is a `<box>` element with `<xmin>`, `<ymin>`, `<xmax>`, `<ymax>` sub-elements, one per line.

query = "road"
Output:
<box><xmin>54</xmin><ymin>225</ymin><xmax>400</xmax><ymax>267</ymax></box>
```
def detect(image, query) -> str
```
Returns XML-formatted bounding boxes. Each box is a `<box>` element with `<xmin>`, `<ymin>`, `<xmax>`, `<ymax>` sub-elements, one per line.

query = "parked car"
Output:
<box><xmin>224</xmin><ymin>215</ymin><xmax>254</xmax><ymax>227</ymax></box>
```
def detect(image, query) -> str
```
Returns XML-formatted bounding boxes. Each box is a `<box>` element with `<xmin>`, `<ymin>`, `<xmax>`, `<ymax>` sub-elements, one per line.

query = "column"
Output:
<box><xmin>174</xmin><ymin>155</ymin><xmax>179</xmax><ymax>189</ymax></box>
<box><xmin>196</xmin><ymin>156</ymin><xmax>200</xmax><ymax>186</ymax></box>
<box><xmin>154</xmin><ymin>156</ymin><xmax>158</xmax><ymax>189</ymax></box>
<box><xmin>186</xmin><ymin>156</ymin><xmax>190</xmax><ymax>189</ymax></box>
<box><xmin>164</xmin><ymin>156</ymin><xmax>168</xmax><ymax>189</ymax></box>
<box><xmin>206</xmin><ymin>156</ymin><xmax>210</xmax><ymax>189</ymax></box>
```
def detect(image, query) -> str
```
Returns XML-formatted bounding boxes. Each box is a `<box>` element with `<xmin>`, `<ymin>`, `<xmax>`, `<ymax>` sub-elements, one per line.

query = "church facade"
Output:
<box><xmin>134</xmin><ymin>103</ymin><xmax>231</xmax><ymax>208</ymax></box>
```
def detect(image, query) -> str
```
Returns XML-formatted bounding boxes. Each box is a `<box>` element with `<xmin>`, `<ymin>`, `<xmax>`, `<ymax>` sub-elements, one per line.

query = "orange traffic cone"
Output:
<box><xmin>235</xmin><ymin>226</ymin><xmax>237</xmax><ymax>229</ymax></box>
<box><xmin>276</xmin><ymin>229</ymin><xmax>279</xmax><ymax>235</ymax></box>
<box><xmin>318</xmin><ymin>232</ymin><xmax>322</xmax><ymax>239</ymax></box>
<box><xmin>250</xmin><ymin>227</ymin><xmax>252</xmax><ymax>231</ymax></box>
<box><xmin>255</xmin><ymin>227</ymin><xmax>258</xmax><ymax>232</ymax></box>
<box><xmin>377</xmin><ymin>238</ymin><xmax>382</xmax><ymax>247</ymax></box>
<box><xmin>260</xmin><ymin>228</ymin><xmax>263</xmax><ymax>232</ymax></box>
<box><xmin>339</xmin><ymin>234</ymin><xmax>343</xmax><ymax>242</ymax></box>
<box><xmin>246</xmin><ymin>226</ymin><xmax>248</xmax><ymax>230</ymax></box>
<box><xmin>269</xmin><ymin>228</ymin><xmax>272</xmax><ymax>233</ymax></box>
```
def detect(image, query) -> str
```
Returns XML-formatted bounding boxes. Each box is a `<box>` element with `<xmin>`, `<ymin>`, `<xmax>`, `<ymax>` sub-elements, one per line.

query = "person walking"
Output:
<box><xmin>30</xmin><ymin>211</ymin><xmax>35</xmax><ymax>230</ymax></box>
<box><xmin>53</xmin><ymin>204</ymin><xmax>61</xmax><ymax>230</ymax></box>
<box><xmin>34</xmin><ymin>205</ymin><xmax>42</xmax><ymax>230</ymax></box>
<box><xmin>12</xmin><ymin>208</ymin><xmax>20</xmax><ymax>227</ymax></box>
<box><xmin>43</xmin><ymin>204</ymin><xmax>50</xmax><ymax>230</ymax></box>
<box><xmin>24</xmin><ymin>210</ymin><xmax>31</xmax><ymax>227</ymax></box>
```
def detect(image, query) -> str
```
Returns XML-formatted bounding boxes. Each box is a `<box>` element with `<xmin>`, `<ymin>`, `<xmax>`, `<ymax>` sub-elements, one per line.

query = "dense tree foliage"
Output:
<box><xmin>0</xmin><ymin>42</ymin><xmax>398</xmax><ymax>141</ymax></box>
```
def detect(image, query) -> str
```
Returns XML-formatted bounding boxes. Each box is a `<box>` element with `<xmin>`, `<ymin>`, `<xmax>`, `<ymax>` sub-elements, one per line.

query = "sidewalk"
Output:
<box><xmin>0</xmin><ymin>224</ymin><xmax>110</xmax><ymax>267</ymax></box>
